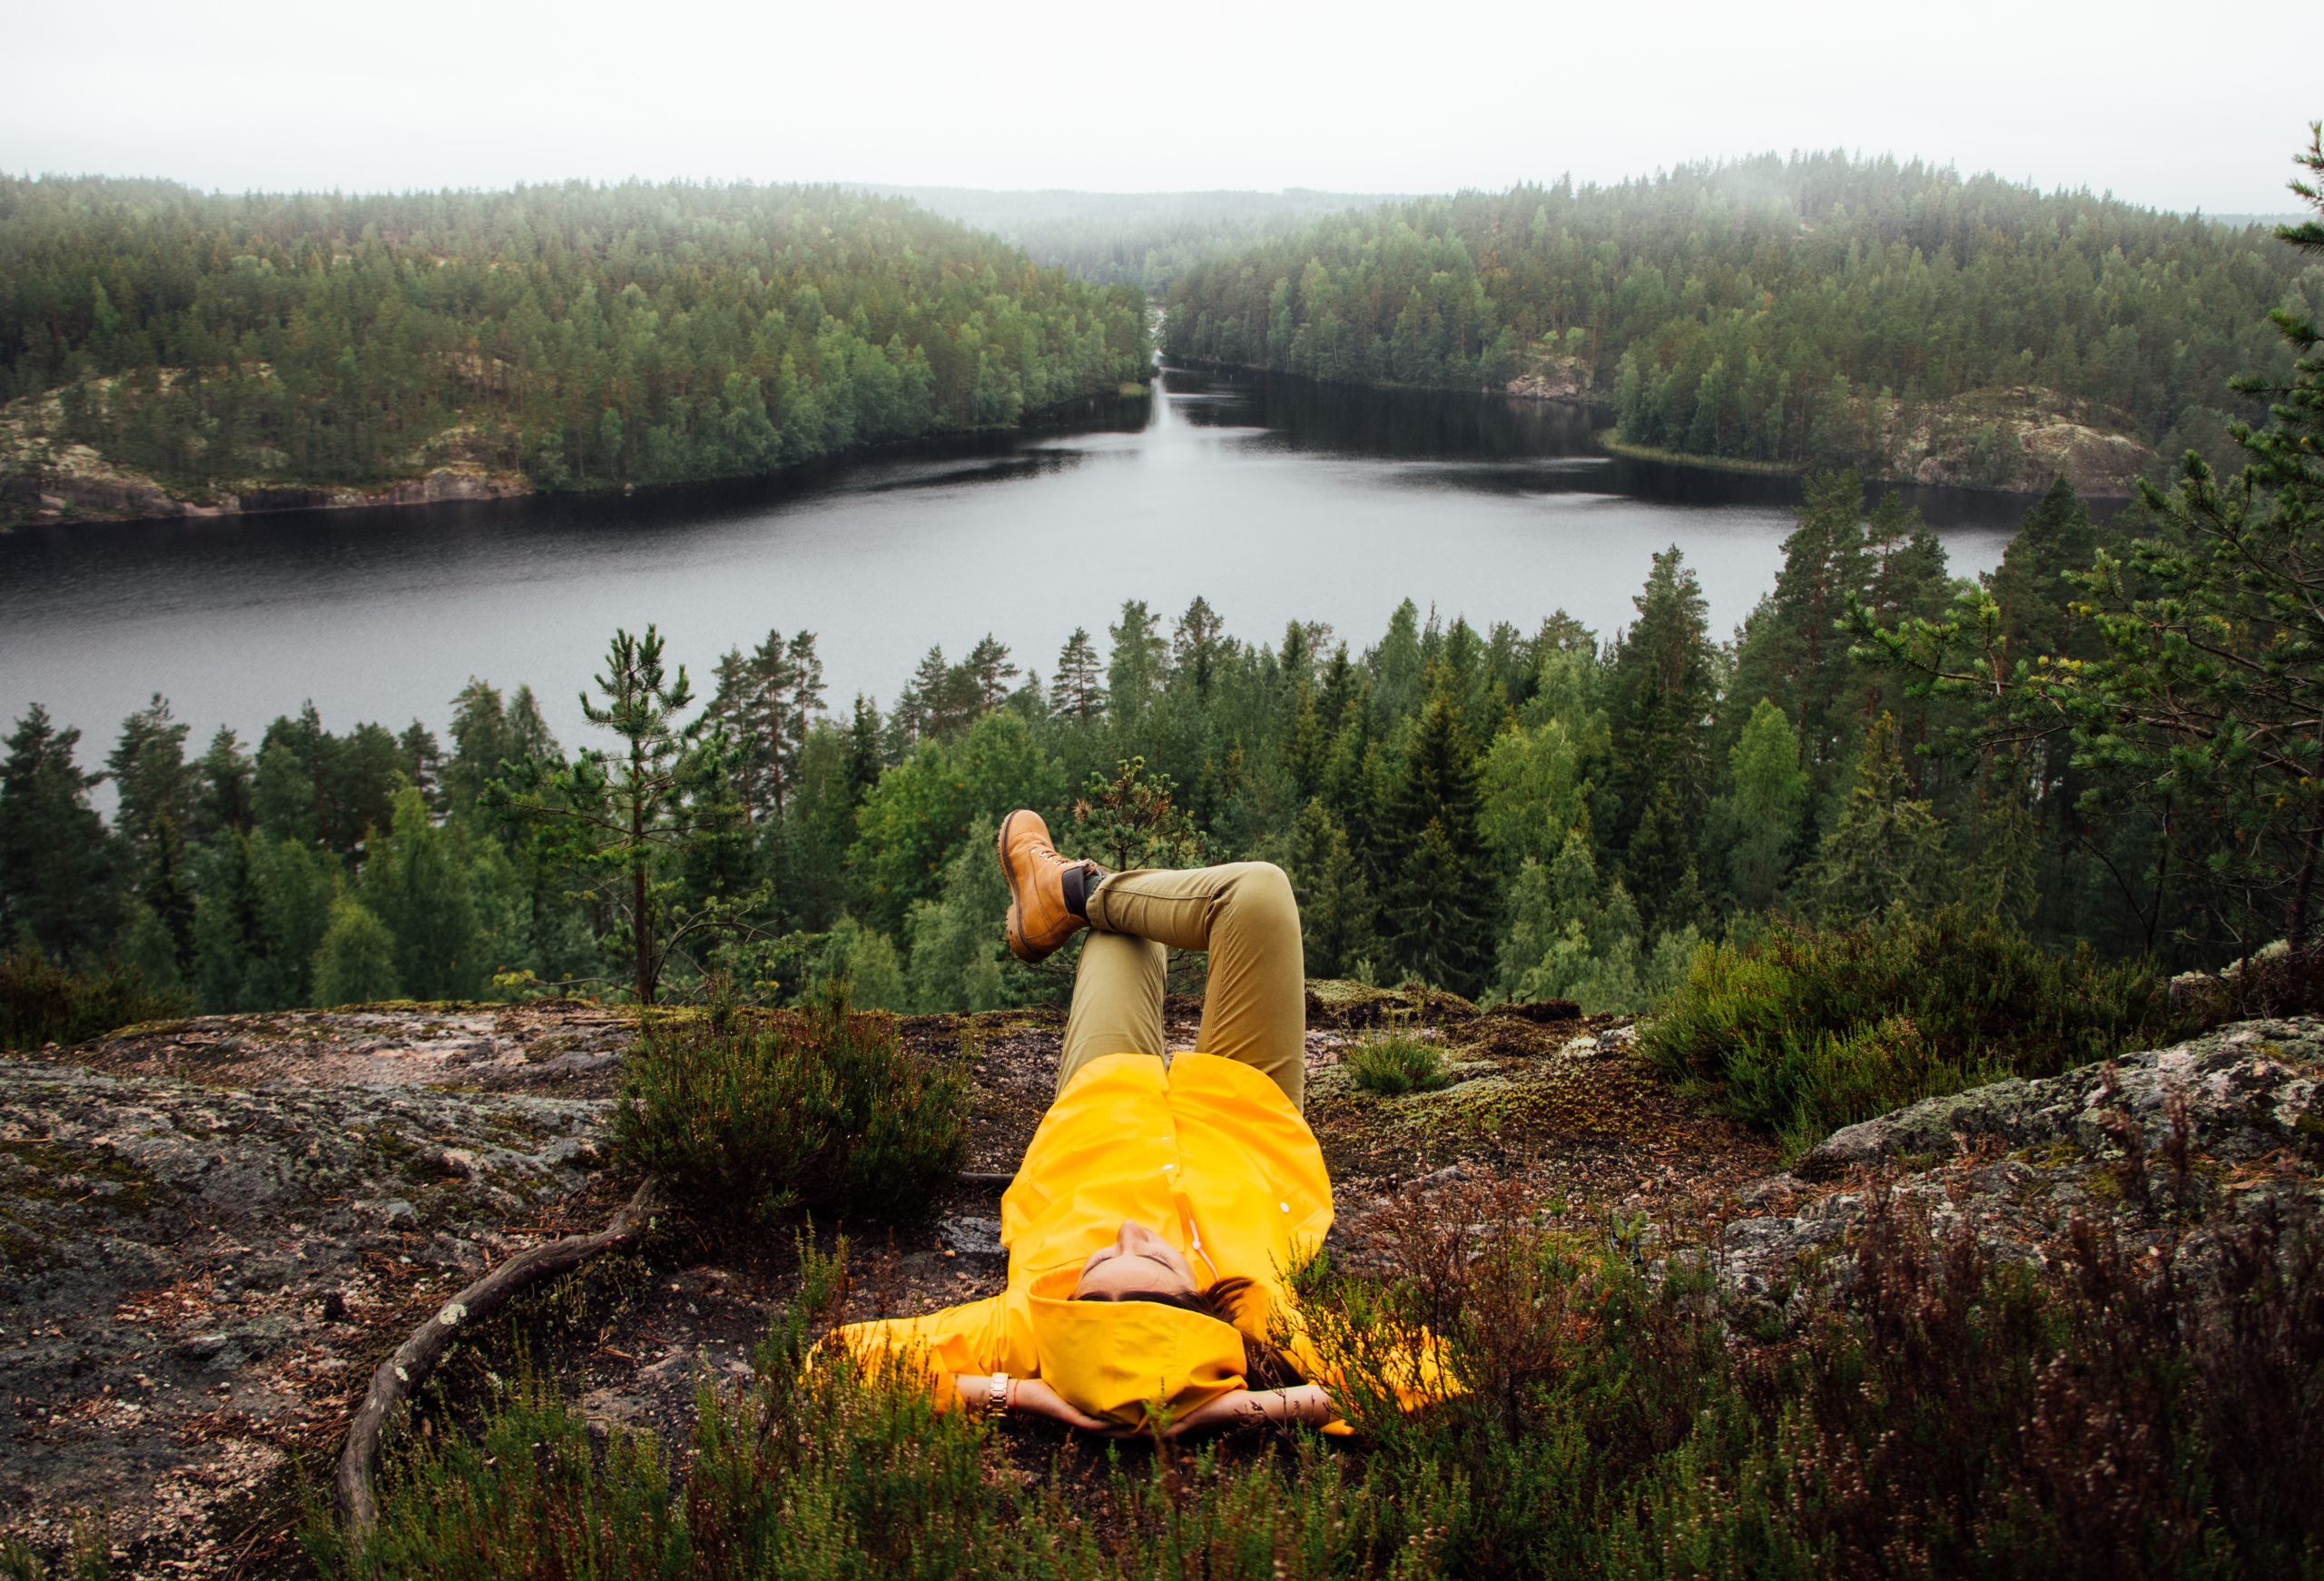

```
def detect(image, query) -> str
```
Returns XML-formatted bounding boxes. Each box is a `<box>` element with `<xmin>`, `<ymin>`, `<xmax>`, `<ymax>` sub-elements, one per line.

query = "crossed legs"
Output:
<box><xmin>1055</xmin><ymin>861</ymin><xmax>1305</xmax><ymax>1110</ymax></box>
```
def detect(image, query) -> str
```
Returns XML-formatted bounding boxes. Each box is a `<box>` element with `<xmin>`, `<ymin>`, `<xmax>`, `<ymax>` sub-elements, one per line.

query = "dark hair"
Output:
<box><xmin>1080</xmin><ymin>1273</ymin><xmax>1306</xmax><ymax>1389</ymax></box>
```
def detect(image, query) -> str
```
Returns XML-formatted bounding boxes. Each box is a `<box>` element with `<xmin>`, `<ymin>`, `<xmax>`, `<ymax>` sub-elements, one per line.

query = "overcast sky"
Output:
<box><xmin>4</xmin><ymin>0</ymin><xmax>2314</xmax><ymax>215</ymax></box>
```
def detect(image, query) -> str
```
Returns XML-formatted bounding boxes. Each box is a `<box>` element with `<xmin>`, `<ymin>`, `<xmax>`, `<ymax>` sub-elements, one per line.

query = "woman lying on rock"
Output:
<box><xmin>830</xmin><ymin>811</ymin><xmax>1446</xmax><ymax>1437</ymax></box>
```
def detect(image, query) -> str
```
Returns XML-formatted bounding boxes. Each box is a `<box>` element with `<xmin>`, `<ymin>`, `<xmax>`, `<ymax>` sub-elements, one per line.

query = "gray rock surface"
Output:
<box><xmin>1709</xmin><ymin>1020</ymin><xmax>2323</xmax><ymax>1322</ymax></box>
<box><xmin>0</xmin><ymin>1013</ymin><xmax>623</xmax><ymax>1568</ymax></box>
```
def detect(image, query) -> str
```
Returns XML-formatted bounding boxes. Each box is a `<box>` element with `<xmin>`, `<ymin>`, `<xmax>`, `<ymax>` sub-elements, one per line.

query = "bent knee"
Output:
<box><xmin>1226</xmin><ymin>861</ymin><xmax>1298</xmax><ymax>918</ymax></box>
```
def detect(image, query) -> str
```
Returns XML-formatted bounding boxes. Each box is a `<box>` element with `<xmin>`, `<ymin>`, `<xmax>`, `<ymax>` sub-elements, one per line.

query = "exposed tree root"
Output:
<box><xmin>333</xmin><ymin>1177</ymin><xmax>667</xmax><ymax>1536</ymax></box>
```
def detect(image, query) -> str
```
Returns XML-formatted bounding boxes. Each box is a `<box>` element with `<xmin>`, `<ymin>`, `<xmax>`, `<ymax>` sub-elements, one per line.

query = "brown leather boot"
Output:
<box><xmin>999</xmin><ymin>810</ymin><xmax>1104</xmax><ymax>963</ymax></box>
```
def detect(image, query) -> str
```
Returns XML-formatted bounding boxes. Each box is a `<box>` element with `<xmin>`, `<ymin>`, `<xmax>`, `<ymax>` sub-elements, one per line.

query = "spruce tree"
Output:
<box><xmin>1281</xmin><ymin>797</ymin><xmax>1376</xmax><ymax>979</ymax></box>
<box><xmin>0</xmin><ymin>706</ymin><xmax>121</xmax><ymax>964</ymax></box>
<box><xmin>1803</xmin><ymin>714</ymin><xmax>1951</xmax><ymax>924</ymax></box>
<box><xmin>1606</xmin><ymin>545</ymin><xmax>1718</xmax><ymax>873</ymax></box>
<box><xmin>1383</xmin><ymin>682</ymin><xmax>1495</xmax><ymax>995</ymax></box>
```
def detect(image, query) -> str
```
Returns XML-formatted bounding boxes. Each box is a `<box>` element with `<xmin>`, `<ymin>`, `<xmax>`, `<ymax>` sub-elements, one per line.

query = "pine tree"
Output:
<box><xmin>498</xmin><ymin>626</ymin><xmax>747</xmax><ymax>1004</ymax></box>
<box><xmin>961</xmin><ymin>635</ymin><xmax>1019</xmax><ymax>714</ymax></box>
<box><xmin>0</xmin><ymin>706</ymin><xmax>120</xmax><ymax>963</ymax></box>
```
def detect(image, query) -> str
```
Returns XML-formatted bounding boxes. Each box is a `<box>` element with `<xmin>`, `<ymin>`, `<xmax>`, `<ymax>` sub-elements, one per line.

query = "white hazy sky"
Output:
<box><xmin>3</xmin><ymin>0</ymin><xmax>2315</xmax><ymax>215</ymax></box>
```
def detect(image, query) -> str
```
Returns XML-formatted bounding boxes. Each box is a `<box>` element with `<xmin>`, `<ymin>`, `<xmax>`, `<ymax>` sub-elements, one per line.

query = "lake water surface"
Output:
<box><xmin>0</xmin><ymin>366</ymin><xmax>2037</xmax><ymax>758</ymax></box>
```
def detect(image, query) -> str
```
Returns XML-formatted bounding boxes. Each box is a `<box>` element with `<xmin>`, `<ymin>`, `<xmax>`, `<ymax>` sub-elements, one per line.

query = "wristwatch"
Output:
<box><xmin>987</xmin><ymin>1372</ymin><xmax>1010</xmax><ymax>1418</ymax></box>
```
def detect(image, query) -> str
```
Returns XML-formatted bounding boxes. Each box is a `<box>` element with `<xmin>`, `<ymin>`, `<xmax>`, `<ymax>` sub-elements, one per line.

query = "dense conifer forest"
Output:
<box><xmin>0</xmin><ymin>177</ymin><xmax>1149</xmax><ymax>492</ymax></box>
<box><xmin>1162</xmin><ymin>153</ymin><xmax>2319</xmax><ymax>478</ymax></box>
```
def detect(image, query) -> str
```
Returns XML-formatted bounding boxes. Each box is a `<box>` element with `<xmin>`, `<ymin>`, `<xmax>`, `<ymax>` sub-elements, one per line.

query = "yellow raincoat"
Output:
<box><xmin>832</xmin><ymin>1050</ymin><xmax>1439</xmax><ymax>1431</ymax></box>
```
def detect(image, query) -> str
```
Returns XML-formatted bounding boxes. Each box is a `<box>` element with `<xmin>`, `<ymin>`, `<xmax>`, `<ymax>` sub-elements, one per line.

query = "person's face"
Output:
<box><xmin>1073</xmin><ymin>1219</ymin><xmax>1197</xmax><ymax>1300</ymax></box>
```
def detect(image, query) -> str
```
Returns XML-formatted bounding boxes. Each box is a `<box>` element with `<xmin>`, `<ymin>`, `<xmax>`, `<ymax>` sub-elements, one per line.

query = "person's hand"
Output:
<box><xmin>1157</xmin><ymin>1384</ymin><xmax>1334</xmax><ymax>1438</ymax></box>
<box><xmin>950</xmin><ymin>1374</ymin><xmax>1116</xmax><ymax>1433</ymax></box>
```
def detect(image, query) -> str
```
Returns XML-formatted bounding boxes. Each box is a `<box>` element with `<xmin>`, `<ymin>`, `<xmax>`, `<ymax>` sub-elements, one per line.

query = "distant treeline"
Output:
<box><xmin>1162</xmin><ymin>153</ymin><xmax>2315</xmax><ymax>473</ymax></box>
<box><xmin>0</xmin><ymin>177</ymin><xmax>1149</xmax><ymax>490</ymax></box>
<box><xmin>875</xmin><ymin>185</ymin><xmax>1411</xmax><ymax>294</ymax></box>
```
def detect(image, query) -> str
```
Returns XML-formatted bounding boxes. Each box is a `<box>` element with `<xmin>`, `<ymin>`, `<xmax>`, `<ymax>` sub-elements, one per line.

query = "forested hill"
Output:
<box><xmin>1161</xmin><ymin>153</ymin><xmax>2317</xmax><ymax>487</ymax></box>
<box><xmin>867</xmin><ymin>186</ymin><xmax>1411</xmax><ymax>293</ymax></box>
<box><xmin>0</xmin><ymin>177</ymin><xmax>1148</xmax><ymax>511</ymax></box>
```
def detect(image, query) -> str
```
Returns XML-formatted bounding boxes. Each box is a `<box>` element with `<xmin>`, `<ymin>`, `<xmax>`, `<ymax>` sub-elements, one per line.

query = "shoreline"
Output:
<box><xmin>0</xmin><ymin>385</ymin><xmax>1153</xmax><ymax>531</ymax></box>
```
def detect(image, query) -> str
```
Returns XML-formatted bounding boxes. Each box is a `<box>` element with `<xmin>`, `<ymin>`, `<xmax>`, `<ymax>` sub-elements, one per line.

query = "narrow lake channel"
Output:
<box><xmin>0</xmin><ymin>365</ymin><xmax>2040</xmax><ymax>754</ymax></box>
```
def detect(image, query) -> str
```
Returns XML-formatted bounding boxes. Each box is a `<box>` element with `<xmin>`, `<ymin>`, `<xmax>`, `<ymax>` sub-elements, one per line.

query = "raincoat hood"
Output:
<box><xmin>1023</xmin><ymin>1268</ymin><xmax>1246</xmax><ymax>1428</ymax></box>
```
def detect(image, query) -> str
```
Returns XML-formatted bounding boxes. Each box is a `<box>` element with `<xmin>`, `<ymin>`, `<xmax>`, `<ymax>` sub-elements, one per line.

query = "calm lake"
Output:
<box><xmin>0</xmin><ymin>366</ymin><xmax>2038</xmax><ymax>761</ymax></box>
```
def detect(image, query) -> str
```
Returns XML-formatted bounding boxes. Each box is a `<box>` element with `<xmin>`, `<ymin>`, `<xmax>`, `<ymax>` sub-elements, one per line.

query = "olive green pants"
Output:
<box><xmin>1057</xmin><ymin>861</ymin><xmax>1305</xmax><ymax>1111</ymax></box>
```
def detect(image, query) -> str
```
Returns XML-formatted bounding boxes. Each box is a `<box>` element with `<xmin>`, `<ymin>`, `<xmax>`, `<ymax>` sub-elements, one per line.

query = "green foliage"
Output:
<box><xmin>1640</xmin><ymin>907</ymin><xmax>2184</xmax><ymax>1151</ymax></box>
<box><xmin>904</xmin><ymin>815</ymin><xmax>1013</xmax><ymax>1013</ymax></box>
<box><xmin>1384</xmin><ymin>683</ymin><xmax>1496</xmax><ymax>997</ymax></box>
<box><xmin>2</xmin><ymin>178</ymin><xmax>1148</xmax><ymax>490</ymax></box>
<box><xmin>1495</xmin><ymin>833</ymin><xmax>1697</xmax><ymax>1015</ymax></box>
<box><xmin>0</xmin><ymin>705</ymin><xmax>119</xmax><ymax>965</ymax></box>
<box><xmin>1162</xmin><ymin>154</ymin><xmax>2299</xmax><ymax>473</ymax></box>
<box><xmin>1800</xmin><ymin>711</ymin><xmax>1954</xmax><ymax>924</ymax></box>
<box><xmin>310</xmin><ymin>898</ymin><xmax>402</xmax><ymax>1008</ymax></box>
<box><xmin>360</xmin><ymin>788</ymin><xmax>483</xmax><ymax>1000</ymax></box>
<box><xmin>497</xmin><ymin>626</ymin><xmax>757</xmax><ymax>1005</ymax></box>
<box><xmin>1848</xmin><ymin>131</ymin><xmax>2324</xmax><ymax>964</ymax></box>
<box><xmin>1070</xmin><ymin>756</ymin><xmax>1204</xmax><ymax>873</ymax></box>
<box><xmin>850</xmin><ymin>711</ymin><xmax>1061</xmax><ymax>936</ymax></box>
<box><xmin>609</xmin><ymin>999</ymin><xmax>968</xmax><ymax>1226</ymax></box>
<box><xmin>0</xmin><ymin>949</ymin><xmax>188</xmax><ymax>1052</ymax></box>
<box><xmin>1278</xmin><ymin>797</ymin><xmax>1377</xmax><ymax>980</ymax></box>
<box><xmin>1709</xmin><ymin>698</ymin><xmax>1808</xmax><ymax>910</ymax></box>
<box><xmin>1346</xmin><ymin>1027</ymin><xmax>1454</xmax><ymax>1095</ymax></box>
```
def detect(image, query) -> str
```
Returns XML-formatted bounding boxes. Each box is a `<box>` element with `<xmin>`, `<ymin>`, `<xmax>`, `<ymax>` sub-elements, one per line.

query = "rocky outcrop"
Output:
<box><xmin>1505</xmin><ymin>354</ymin><xmax>1594</xmax><ymax>402</ymax></box>
<box><xmin>1</xmin><ymin>443</ymin><xmax>530</xmax><ymax>525</ymax></box>
<box><xmin>1708</xmin><ymin>1020</ymin><xmax>2322</xmax><ymax>1322</ymax></box>
<box><xmin>0</xmin><ymin>380</ymin><xmax>534</xmax><ymax>526</ymax></box>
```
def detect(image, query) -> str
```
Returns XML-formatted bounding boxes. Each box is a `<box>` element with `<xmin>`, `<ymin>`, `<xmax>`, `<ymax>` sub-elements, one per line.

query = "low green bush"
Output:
<box><xmin>0</xmin><ymin>950</ymin><xmax>191</xmax><ymax>1053</ymax></box>
<box><xmin>1346</xmin><ymin>1030</ymin><xmax>1453</xmax><ymax>1096</ymax></box>
<box><xmin>609</xmin><ymin>997</ymin><xmax>968</xmax><ymax>1225</ymax></box>
<box><xmin>1640</xmin><ymin>907</ymin><xmax>2185</xmax><ymax>1153</ymax></box>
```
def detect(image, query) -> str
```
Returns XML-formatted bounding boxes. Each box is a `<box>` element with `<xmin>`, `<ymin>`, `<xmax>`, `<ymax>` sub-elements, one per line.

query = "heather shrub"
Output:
<box><xmin>1641</xmin><ymin>907</ymin><xmax>2183</xmax><ymax>1151</ymax></box>
<box><xmin>320</xmin><ymin>1179</ymin><xmax>2324</xmax><ymax>1578</ymax></box>
<box><xmin>609</xmin><ymin>996</ymin><xmax>967</xmax><ymax>1225</ymax></box>
<box><xmin>0</xmin><ymin>949</ymin><xmax>190</xmax><ymax>1052</ymax></box>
